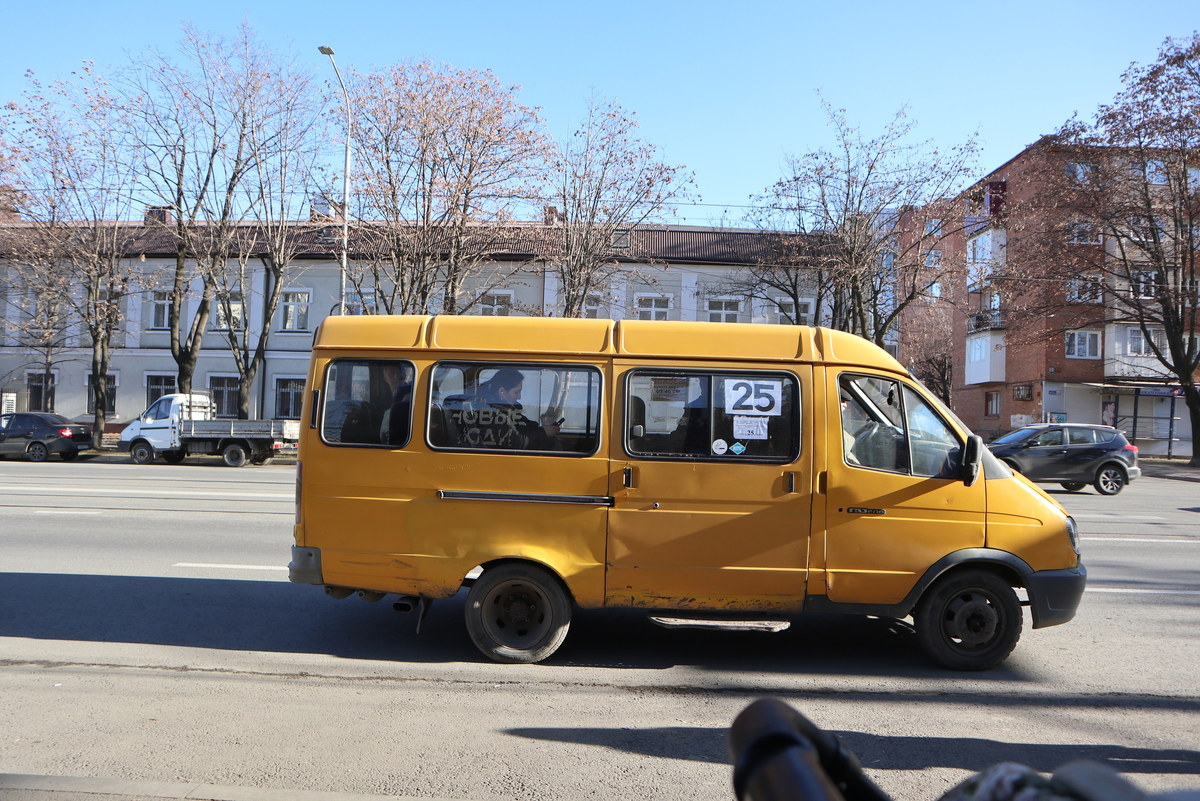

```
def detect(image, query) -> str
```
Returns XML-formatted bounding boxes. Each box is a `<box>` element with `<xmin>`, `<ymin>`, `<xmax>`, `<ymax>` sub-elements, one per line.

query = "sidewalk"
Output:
<box><xmin>1137</xmin><ymin>458</ymin><xmax>1200</xmax><ymax>483</ymax></box>
<box><xmin>0</xmin><ymin>774</ymin><xmax>456</xmax><ymax>801</ymax></box>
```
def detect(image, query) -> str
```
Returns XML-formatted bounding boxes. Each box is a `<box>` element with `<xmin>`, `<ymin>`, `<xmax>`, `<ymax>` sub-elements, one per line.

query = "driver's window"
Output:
<box><xmin>839</xmin><ymin>375</ymin><xmax>909</xmax><ymax>472</ymax></box>
<box><xmin>1031</xmin><ymin>429</ymin><xmax>1063</xmax><ymax>446</ymax></box>
<box><xmin>145</xmin><ymin>398</ymin><xmax>171</xmax><ymax>422</ymax></box>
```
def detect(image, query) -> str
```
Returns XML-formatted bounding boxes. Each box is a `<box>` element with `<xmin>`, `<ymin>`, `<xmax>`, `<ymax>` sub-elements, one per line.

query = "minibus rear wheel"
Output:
<box><xmin>914</xmin><ymin>569</ymin><xmax>1022</xmax><ymax>671</ymax></box>
<box><xmin>465</xmin><ymin>563</ymin><xmax>571</xmax><ymax>664</ymax></box>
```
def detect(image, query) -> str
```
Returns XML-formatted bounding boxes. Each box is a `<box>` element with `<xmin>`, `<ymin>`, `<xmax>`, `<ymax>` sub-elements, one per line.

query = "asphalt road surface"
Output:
<box><xmin>1</xmin><ymin>462</ymin><xmax>1198</xmax><ymax>801</ymax></box>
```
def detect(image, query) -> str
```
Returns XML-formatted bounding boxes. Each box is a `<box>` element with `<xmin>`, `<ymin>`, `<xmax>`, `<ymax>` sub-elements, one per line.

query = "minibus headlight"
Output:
<box><xmin>1065</xmin><ymin>516</ymin><xmax>1080</xmax><ymax>555</ymax></box>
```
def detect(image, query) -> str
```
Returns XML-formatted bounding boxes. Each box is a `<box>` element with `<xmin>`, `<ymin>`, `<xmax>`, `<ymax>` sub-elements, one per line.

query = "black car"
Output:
<box><xmin>987</xmin><ymin>423</ymin><xmax>1140</xmax><ymax>495</ymax></box>
<box><xmin>0</xmin><ymin>413</ymin><xmax>94</xmax><ymax>462</ymax></box>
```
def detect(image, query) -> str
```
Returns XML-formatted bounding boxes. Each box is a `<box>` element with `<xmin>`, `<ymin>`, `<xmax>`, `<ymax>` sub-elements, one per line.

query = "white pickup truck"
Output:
<box><xmin>118</xmin><ymin>393</ymin><xmax>300</xmax><ymax>467</ymax></box>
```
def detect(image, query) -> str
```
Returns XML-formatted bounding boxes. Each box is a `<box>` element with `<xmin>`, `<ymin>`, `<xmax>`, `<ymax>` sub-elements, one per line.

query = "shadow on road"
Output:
<box><xmin>504</xmin><ymin>726</ymin><xmax>1200</xmax><ymax>775</ymax></box>
<box><xmin>0</xmin><ymin>571</ymin><xmax>1044</xmax><ymax>680</ymax></box>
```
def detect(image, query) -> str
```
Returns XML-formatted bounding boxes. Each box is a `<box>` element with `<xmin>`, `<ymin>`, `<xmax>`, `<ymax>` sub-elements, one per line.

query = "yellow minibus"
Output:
<box><xmin>289</xmin><ymin>315</ymin><xmax>1085</xmax><ymax>670</ymax></box>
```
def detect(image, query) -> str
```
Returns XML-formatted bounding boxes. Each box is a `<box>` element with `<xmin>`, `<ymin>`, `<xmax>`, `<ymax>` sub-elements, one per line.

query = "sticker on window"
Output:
<box><xmin>651</xmin><ymin>378</ymin><xmax>689</xmax><ymax>403</ymax></box>
<box><xmin>712</xmin><ymin>438</ymin><xmax>728</xmax><ymax>455</ymax></box>
<box><xmin>723</xmin><ymin>379</ymin><xmax>782</xmax><ymax>416</ymax></box>
<box><xmin>733</xmin><ymin>415</ymin><xmax>769</xmax><ymax>440</ymax></box>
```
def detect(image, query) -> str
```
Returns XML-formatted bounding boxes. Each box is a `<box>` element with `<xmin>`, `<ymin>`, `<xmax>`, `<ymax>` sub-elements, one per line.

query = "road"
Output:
<box><xmin>1</xmin><ymin>462</ymin><xmax>1198</xmax><ymax>801</ymax></box>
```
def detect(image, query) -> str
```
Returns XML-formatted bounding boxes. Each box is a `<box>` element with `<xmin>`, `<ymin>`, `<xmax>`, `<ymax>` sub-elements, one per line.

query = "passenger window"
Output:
<box><xmin>321</xmin><ymin>359</ymin><xmax>415</xmax><ymax>448</ymax></box>
<box><xmin>902</xmin><ymin>387</ymin><xmax>962</xmax><ymax>478</ymax></box>
<box><xmin>427</xmin><ymin>362</ymin><xmax>601</xmax><ymax>455</ymax></box>
<box><xmin>839</xmin><ymin>375</ymin><xmax>909</xmax><ymax>472</ymax></box>
<box><xmin>626</xmin><ymin>371</ymin><xmax>799</xmax><ymax>461</ymax></box>
<box><xmin>1068</xmin><ymin>428</ymin><xmax>1095</xmax><ymax>445</ymax></box>
<box><xmin>1031</xmin><ymin>429</ymin><xmax>1063</xmax><ymax>447</ymax></box>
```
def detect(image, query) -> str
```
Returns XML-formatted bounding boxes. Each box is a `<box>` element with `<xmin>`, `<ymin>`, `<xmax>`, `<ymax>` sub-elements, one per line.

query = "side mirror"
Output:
<box><xmin>630</xmin><ymin>424</ymin><xmax>645</xmax><ymax>439</ymax></box>
<box><xmin>961</xmin><ymin>435</ymin><xmax>984</xmax><ymax>487</ymax></box>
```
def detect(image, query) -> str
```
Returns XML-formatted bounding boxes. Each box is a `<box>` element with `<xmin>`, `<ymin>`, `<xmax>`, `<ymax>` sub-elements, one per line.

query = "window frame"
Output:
<box><xmin>23</xmin><ymin>370</ymin><xmax>57</xmax><ymax>413</ymax></box>
<box><xmin>706</xmin><ymin>297</ymin><xmax>741</xmax><ymax>324</ymax></box>
<box><xmin>319</xmin><ymin>358</ymin><xmax>417</xmax><ymax>451</ymax></box>
<box><xmin>84</xmin><ymin>371</ymin><xmax>119</xmax><ymax>415</ymax></box>
<box><xmin>838</xmin><ymin>371</ymin><xmax>964</xmax><ymax>477</ymax></box>
<box><xmin>278</xmin><ymin>288</ymin><xmax>313</xmax><ymax>333</ymax></box>
<box><xmin>211</xmin><ymin>291</ymin><xmax>246</xmax><ymax>331</ymax></box>
<box><xmin>144</xmin><ymin>373</ymin><xmax>177</xmax><ymax>407</ymax></box>
<box><xmin>150</xmin><ymin>291</ymin><xmax>173</xmax><ymax>330</ymax></box>
<box><xmin>207</xmin><ymin>374</ymin><xmax>241</xmax><ymax>419</ymax></box>
<box><xmin>634</xmin><ymin>293</ymin><xmax>672</xmax><ymax>321</ymax></box>
<box><xmin>274</xmin><ymin>375</ymin><xmax>307</xmax><ymax>420</ymax></box>
<box><xmin>623</xmin><ymin>367</ymin><xmax>801</xmax><ymax>464</ymax></box>
<box><xmin>1065</xmin><ymin>330</ymin><xmax>1102</xmax><ymax>359</ymax></box>
<box><xmin>477</xmin><ymin>290</ymin><xmax>514</xmax><ymax>317</ymax></box>
<box><xmin>424</xmin><ymin>360</ymin><xmax>602</xmax><ymax>457</ymax></box>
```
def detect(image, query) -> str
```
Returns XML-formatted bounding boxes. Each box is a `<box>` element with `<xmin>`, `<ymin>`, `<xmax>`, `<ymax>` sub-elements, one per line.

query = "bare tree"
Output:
<box><xmin>211</xmin><ymin>47</ymin><xmax>322</xmax><ymax>419</ymax></box>
<box><xmin>343</xmin><ymin>59</ymin><xmax>545</xmax><ymax>315</ymax></box>
<box><xmin>3</xmin><ymin>67</ymin><xmax>142</xmax><ymax>439</ymax></box>
<box><xmin>120</xmin><ymin>23</ymin><xmax>264</xmax><ymax>394</ymax></box>
<box><xmin>740</xmin><ymin>101</ymin><xmax>977</xmax><ymax>345</ymax></box>
<box><xmin>546</xmin><ymin>95</ymin><xmax>694</xmax><ymax>318</ymax></box>
<box><xmin>1016</xmin><ymin>34</ymin><xmax>1200</xmax><ymax>464</ymax></box>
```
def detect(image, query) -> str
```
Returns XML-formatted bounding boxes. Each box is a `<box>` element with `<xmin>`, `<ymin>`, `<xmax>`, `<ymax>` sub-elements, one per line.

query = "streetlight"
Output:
<box><xmin>319</xmin><ymin>45</ymin><xmax>350</xmax><ymax>315</ymax></box>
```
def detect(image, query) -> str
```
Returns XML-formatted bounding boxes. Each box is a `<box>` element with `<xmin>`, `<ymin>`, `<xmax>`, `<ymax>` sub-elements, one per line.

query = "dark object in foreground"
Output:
<box><xmin>728</xmin><ymin>698</ymin><xmax>1196</xmax><ymax>801</ymax></box>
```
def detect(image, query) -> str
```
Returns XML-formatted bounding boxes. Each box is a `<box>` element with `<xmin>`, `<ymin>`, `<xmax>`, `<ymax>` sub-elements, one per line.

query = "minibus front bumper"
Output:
<box><xmin>1026</xmin><ymin>563</ymin><xmax>1087</xmax><ymax>628</ymax></box>
<box><xmin>289</xmin><ymin>546</ymin><xmax>324</xmax><ymax>585</ymax></box>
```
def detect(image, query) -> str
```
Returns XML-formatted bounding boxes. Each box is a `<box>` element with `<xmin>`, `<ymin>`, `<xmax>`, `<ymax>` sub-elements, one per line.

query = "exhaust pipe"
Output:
<box><xmin>357</xmin><ymin>590</ymin><xmax>386</xmax><ymax>603</ymax></box>
<box><xmin>325</xmin><ymin>586</ymin><xmax>353</xmax><ymax>599</ymax></box>
<box><xmin>392</xmin><ymin>595</ymin><xmax>419</xmax><ymax>613</ymax></box>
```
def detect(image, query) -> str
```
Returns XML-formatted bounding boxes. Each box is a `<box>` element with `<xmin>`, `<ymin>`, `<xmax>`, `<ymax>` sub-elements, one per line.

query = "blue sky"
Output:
<box><xmin>2</xmin><ymin>0</ymin><xmax>1193</xmax><ymax>224</ymax></box>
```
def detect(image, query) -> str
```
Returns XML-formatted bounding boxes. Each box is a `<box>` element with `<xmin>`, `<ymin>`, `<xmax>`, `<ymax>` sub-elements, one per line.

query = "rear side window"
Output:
<box><xmin>625</xmin><ymin>371</ymin><xmax>799</xmax><ymax>462</ymax></box>
<box><xmin>1068</xmin><ymin>428</ymin><xmax>1096</xmax><ymax>445</ymax></box>
<box><xmin>428</xmin><ymin>362</ymin><xmax>601</xmax><ymax>455</ymax></box>
<box><xmin>321</xmin><ymin>359</ymin><xmax>415</xmax><ymax>448</ymax></box>
<box><xmin>1096</xmin><ymin>429</ymin><xmax>1117</xmax><ymax>443</ymax></box>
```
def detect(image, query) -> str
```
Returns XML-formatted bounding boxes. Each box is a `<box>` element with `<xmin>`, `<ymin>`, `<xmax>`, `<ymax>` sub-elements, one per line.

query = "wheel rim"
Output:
<box><xmin>133</xmin><ymin>445</ymin><xmax>150</xmax><ymax>462</ymax></box>
<box><xmin>480</xmin><ymin>578</ymin><xmax>554</xmax><ymax>649</ymax></box>
<box><xmin>29</xmin><ymin>444</ymin><xmax>47</xmax><ymax>461</ymax></box>
<box><xmin>1099</xmin><ymin>468</ymin><xmax>1123</xmax><ymax>493</ymax></box>
<box><xmin>940</xmin><ymin>589</ymin><xmax>1001</xmax><ymax>651</ymax></box>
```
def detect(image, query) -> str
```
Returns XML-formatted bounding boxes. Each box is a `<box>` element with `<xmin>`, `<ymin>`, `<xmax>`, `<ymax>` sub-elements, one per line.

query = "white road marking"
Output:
<box><xmin>173</xmin><ymin>563</ymin><xmax>288</xmax><ymax>571</ymax></box>
<box><xmin>1088</xmin><ymin>587</ymin><xmax>1200</xmax><ymax>595</ymax></box>
<box><xmin>33</xmin><ymin>510</ymin><xmax>102</xmax><ymax>515</ymax></box>
<box><xmin>1072</xmin><ymin>514</ymin><xmax>1166</xmax><ymax>520</ymax></box>
<box><xmin>1082</xmin><ymin>537</ymin><xmax>1197</xmax><ymax>543</ymax></box>
<box><xmin>0</xmin><ymin>484</ymin><xmax>291</xmax><ymax>499</ymax></box>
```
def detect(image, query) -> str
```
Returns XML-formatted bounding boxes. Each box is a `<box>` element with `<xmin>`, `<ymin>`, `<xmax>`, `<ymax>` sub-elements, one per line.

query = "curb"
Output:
<box><xmin>0</xmin><ymin>774</ymin><xmax>458</xmax><ymax>801</ymax></box>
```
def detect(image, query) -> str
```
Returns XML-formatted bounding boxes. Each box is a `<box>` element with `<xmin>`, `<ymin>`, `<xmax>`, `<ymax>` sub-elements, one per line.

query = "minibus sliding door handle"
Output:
<box><xmin>309</xmin><ymin>390</ymin><xmax>320</xmax><ymax>429</ymax></box>
<box><xmin>623</xmin><ymin>466</ymin><xmax>635</xmax><ymax>489</ymax></box>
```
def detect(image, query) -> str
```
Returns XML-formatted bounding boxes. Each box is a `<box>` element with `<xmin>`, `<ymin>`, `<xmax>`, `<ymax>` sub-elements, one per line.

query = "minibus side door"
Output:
<box><xmin>822</xmin><ymin>369</ymin><xmax>985</xmax><ymax>606</ymax></box>
<box><xmin>606</xmin><ymin>363</ymin><xmax>812</xmax><ymax>612</ymax></box>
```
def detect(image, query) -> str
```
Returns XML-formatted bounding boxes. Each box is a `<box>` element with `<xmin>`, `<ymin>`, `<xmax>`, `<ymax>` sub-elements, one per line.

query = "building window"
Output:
<box><xmin>584</xmin><ymin>294</ymin><xmax>603</xmax><ymax>319</ymax></box>
<box><xmin>209</xmin><ymin>377</ymin><xmax>240</xmax><ymax>418</ymax></box>
<box><xmin>1145</xmin><ymin>159</ymin><xmax>1168</xmax><ymax>185</ymax></box>
<box><xmin>85</xmin><ymin>373</ymin><xmax>118</xmax><ymax>415</ymax></box>
<box><xmin>611</xmin><ymin>230</ymin><xmax>631</xmax><ymax>249</ymax></box>
<box><xmin>985</xmin><ymin>391</ymin><xmax>1000</xmax><ymax>417</ymax></box>
<box><xmin>26</xmin><ymin>373</ymin><xmax>55</xmax><ymax>412</ymax></box>
<box><xmin>1066</xmin><ymin>222</ymin><xmax>1102</xmax><ymax>245</ymax></box>
<box><xmin>1066</xmin><ymin>276</ymin><xmax>1103</xmax><ymax>304</ymax></box>
<box><xmin>967</xmin><ymin>336</ymin><xmax>987</xmax><ymax>363</ymax></box>
<box><xmin>637</xmin><ymin>295</ymin><xmax>670</xmax><ymax>321</ymax></box>
<box><xmin>280</xmin><ymin>291</ymin><xmax>310</xmax><ymax>331</ymax></box>
<box><xmin>344</xmin><ymin>290</ymin><xmax>374</xmax><ymax>315</ymax></box>
<box><xmin>924</xmin><ymin>218</ymin><xmax>942</xmax><ymax>237</ymax></box>
<box><xmin>926</xmin><ymin>281</ymin><xmax>942</xmax><ymax>301</ymax></box>
<box><xmin>275</xmin><ymin>378</ymin><xmax>306</xmax><ymax>420</ymax></box>
<box><xmin>146</xmin><ymin>374</ymin><xmax>176</xmax><ymax>406</ymax></box>
<box><xmin>708</xmin><ymin>298</ymin><xmax>740</xmax><ymax>323</ymax></box>
<box><xmin>775</xmin><ymin>299</ymin><xmax>813</xmax><ymax>325</ymax></box>
<box><xmin>1128</xmin><ymin>327</ymin><xmax>1167</xmax><ymax>356</ymax></box>
<box><xmin>151</xmin><ymin>291</ymin><xmax>173</xmax><ymax>330</ymax></box>
<box><xmin>479</xmin><ymin>293</ymin><xmax>512</xmax><ymax>316</ymax></box>
<box><xmin>1132</xmin><ymin>272</ymin><xmax>1160</xmax><ymax>299</ymax></box>
<box><xmin>1067</xmin><ymin>162</ymin><xmax>1098</xmax><ymax>186</ymax></box>
<box><xmin>1065</xmin><ymin>330</ymin><xmax>1101</xmax><ymax>359</ymax></box>
<box><xmin>1013</xmin><ymin>384</ymin><xmax>1032</xmax><ymax>401</ymax></box>
<box><xmin>213</xmin><ymin>292</ymin><xmax>245</xmax><ymax>330</ymax></box>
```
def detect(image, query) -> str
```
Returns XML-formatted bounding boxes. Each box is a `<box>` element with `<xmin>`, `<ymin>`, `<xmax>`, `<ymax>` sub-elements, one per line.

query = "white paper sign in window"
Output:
<box><xmin>723</xmin><ymin>379</ymin><xmax>782</xmax><ymax>416</ymax></box>
<box><xmin>733</xmin><ymin>415</ymin><xmax>769</xmax><ymax>440</ymax></box>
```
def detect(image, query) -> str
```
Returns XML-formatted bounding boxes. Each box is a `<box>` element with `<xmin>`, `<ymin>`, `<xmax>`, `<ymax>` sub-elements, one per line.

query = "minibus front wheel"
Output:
<box><xmin>914</xmin><ymin>569</ymin><xmax>1022</xmax><ymax>671</ymax></box>
<box><xmin>465</xmin><ymin>563</ymin><xmax>572</xmax><ymax>664</ymax></box>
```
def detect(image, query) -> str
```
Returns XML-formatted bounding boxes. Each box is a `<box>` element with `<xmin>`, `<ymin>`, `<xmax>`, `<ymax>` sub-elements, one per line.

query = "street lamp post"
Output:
<box><xmin>319</xmin><ymin>45</ymin><xmax>351</xmax><ymax>315</ymax></box>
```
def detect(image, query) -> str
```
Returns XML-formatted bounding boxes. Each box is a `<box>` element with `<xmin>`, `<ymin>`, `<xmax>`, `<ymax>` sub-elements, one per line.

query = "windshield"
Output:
<box><xmin>990</xmin><ymin>427</ymin><xmax>1037</xmax><ymax>445</ymax></box>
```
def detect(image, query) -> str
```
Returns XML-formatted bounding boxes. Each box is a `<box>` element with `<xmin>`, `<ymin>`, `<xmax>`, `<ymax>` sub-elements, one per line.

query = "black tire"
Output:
<box><xmin>914</xmin><ymin>569</ymin><xmax>1022</xmax><ymax>671</ymax></box>
<box><xmin>59</xmin><ymin>450</ymin><xmax>79</xmax><ymax>462</ymax></box>
<box><xmin>162</xmin><ymin>450</ymin><xmax>186</xmax><ymax>464</ymax></box>
<box><xmin>222</xmin><ymin>442</ymin><xmax>248</xmax><ymax>468</ymax></box>
<box><xmin>27</xmin><ymin>442</ymin><xmax>49</xmax><ymax>463</ymax></box>
<box><xmin>130</xmin><ymin>441</ymin><xmax>155</xmax><ymax>465</ymax></box>
<box><xmin>1060</xmin><ymin>482</ymin><xmax>1086</xmax><ymax>492</ymax></box>
<box><xmin>1094</xmin><ymin>464</ymin><xmax>1126</xmax><ymax>496</ymax></box>
<box><xmin>465</xmin><ymin>563</ymin><xmax>572</xmax><ymax>664</ymax></box>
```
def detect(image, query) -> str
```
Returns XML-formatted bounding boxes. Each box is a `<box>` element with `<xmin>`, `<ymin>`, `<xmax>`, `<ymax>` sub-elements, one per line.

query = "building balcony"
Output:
<box><xmin>968</xmin><ymin>311</ymin><xmax>1005</xmax><ymax>332</ymax></box>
